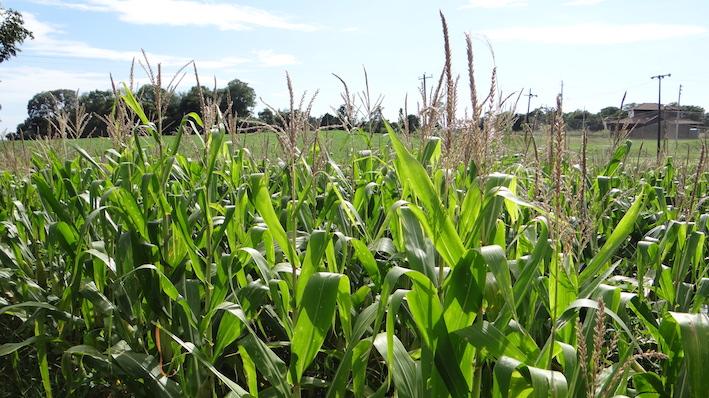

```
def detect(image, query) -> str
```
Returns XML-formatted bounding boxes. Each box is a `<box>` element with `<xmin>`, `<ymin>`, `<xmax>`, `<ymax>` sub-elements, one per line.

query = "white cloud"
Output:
<box><xmin>255</xmin><ymin>50</ymin><xmax>299</xmax><ymax>67</ymax></box>
<box><xmin>463</xmin><ymin>0</ymin><xmax>527</xmax><ymax>9</ymax></box>
<box><xmin>21</xmin><ymin>12</ymin><xmax>250</xmax><ymax>68</ymax></box>
<box><xmin>482</xmin><ymin>23</ymin><xmax>707</xmax><ymax>44</ymax></box>
<box><xmin>564</xmin><ymin>0</ymin><xmax>607</xmax><ymax>5</ymax></box>
<box><xmin>32</xmin><ymin>0</ymin><xmax>318</xmax><ymax>31</ymax></box>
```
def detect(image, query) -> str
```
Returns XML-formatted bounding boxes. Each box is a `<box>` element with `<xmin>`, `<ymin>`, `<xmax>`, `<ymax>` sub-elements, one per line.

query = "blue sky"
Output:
<box><xmin>1</xmin><ymin>0</ymin><xmax>707</xmax><ymax>132</ymax></box>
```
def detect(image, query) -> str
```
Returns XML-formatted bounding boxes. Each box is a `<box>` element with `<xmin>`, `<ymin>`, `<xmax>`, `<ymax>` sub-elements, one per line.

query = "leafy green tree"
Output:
<box><xmin>364</xmin><ymin>105</ymin><xmax>386</xmax><ymax>133</ymax></box>
<box><xmin>257</xmin><ymin>108</ymin><xmax>276</xmax><ymax>125</ymax></box>
<box><xmin>622</xmin><ymin>102</ymin><xmax>637</xmax><ymax>111</ymax></box>
<box><xmin>599</xmin><ymin>106</ymin><xmax>626</xmax><ymax>119</ymax></box>
<box><xmin>176</xmin><ymin>85</ymin><xmax>213</xmax><ymax>120</ymax></box>
<box><xmin>0</xmin><ymin>4</ymin><xmax>33</xmax><ymax>63</ymax></box>
<box><xmin>80</xmin><ymin>90</ymin><xmax>114</xmax><ymax>137</ymax></box>
<box><xmin>136</xmin><ymin>85</ymin><xmax>180</xmax><ymax>130</ymax></box>
<box><xmin>17</xmin><ymin>89</ymin><xmax>77</xmax><ymax>138</ymax></box>
<box><xmin>529</xmin><ymin>106</ymin><xmax>555</xmax><ymax>127</ymax></box>
<box><xmin>511</xmin><ymin>113</ymin><xmax>525</xmax><ymax>131</ymax></box>
<box><xmin>668</xmin><ymin>103</ymin><xmax>705</xmax><ymax>122</ymax></box>
<box><xmin>218</xmin><ymin>79</ymin><xmax>256</xmax><ymax>117</ymax></box>
<box><xmin>407</xmin><ymin>114</ymin><xmax>420</xmax><ymax>131</ymax></box>
<box><xmin>0</xmin><ymin>4</ymin><xmax>32</xmax><ymax>125</ymax></box>
<box><xmin>319</xmin><ymin>112</ymin><xmax>339</xmax><ymax>129</ymax></box>
<box><xmin>563</xmin><ymin>110</ymin><xmax>580</xmax><ymax>130</ymax></box>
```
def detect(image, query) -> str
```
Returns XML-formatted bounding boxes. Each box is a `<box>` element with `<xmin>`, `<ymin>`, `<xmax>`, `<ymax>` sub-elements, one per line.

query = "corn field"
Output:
<box><xmin>2</xmin><ymin>10</ymin><xmax>709</xmax><ymax>395</ymax></box>
<box><xmin>1</xmin><ymin>84</ymin><xmax>708</xmax><ymax>397</ymax></box>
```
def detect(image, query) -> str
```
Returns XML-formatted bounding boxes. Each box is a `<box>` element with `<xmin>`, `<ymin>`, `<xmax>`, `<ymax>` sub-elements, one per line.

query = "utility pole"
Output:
<box><xmin>651</xmin><ymin>73</ymin><xmax>671</xmax><ymax>160</ymax></box>
<box><xmin>675</xmin><ymin>84</ymin><xmax>682</xmax><ymax>140</ymax></box>
<box><xmin>525</xmin><ymin>88</ymin><xmax>538</xmax><ymax>124</ymax></box>
<box><xmin>419</xmin><ymin>73</ymin><xmax>433</xmax><ymax>126</ymax></box>
<box><xmin>419</xmin><ymin>73</ymin><xmax>433</xmax><ymax>108</ymax></box>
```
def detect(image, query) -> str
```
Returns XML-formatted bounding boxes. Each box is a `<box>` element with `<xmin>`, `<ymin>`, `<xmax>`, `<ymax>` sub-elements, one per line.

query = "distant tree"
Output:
<box><xmin>564</xmin><ymin>110</ymin><xmax>603</xmax><ymax>131</ymax></box>
<box><xmin>598</xmin><ymin>106</ymin><xmax>626</xmax><ymax>119</ymax></box>
<box><xmin>366</xmin><ymin>105</ymin><xmax>386</xmax><ymax>133</ymax></box>
<box><xmin>0</xmin><ymin>4</ymin><xmax>33</xmax><ymax>63</ymax></box>
<box><xmin>511</xmin><ymin>114</ymin><xmax>525</xmax><ymax>131</ymax></box>
<box><xmin>257</xmin><ymin>108</ymin><xmax>276</xmax><ymax>125</ymax></box>
<box><xmin>136</xmin><ymin>85</ymin><xmax>180</xmax><ymax>130</ymax></box>
<box><xmin>407</xmin><ymin>114</ymin><xmax>421</xmax><ymax>131</ymax></box>
<box><xmin>218</xmin><ymin>79</ymin><xmax>256</xmax><ymax>117</ymax></box>
<box><xmin>177</xmin><ymin>85</ymin><xmax>213</xmax><ymax>119</ymax></box>
<box><xmin>667</xmin><ymin>103</ymin><xmax>705</xmax><ymax>122</ymax></box>
<box><xmin>336</xmin><ymin>104</ymin><xmax>355</xmax><ymax>129</ymax></box>
<box><xmin>17</xmin><ymin>89</ymin><xmax>77</xmax><ymax>138</ymax></box>
<box><xmin>80</xmin><ymin>90</ymin><xmax>114</xmax><ymax>136</ymax></box>
<box><xmin>622</xmin><ymin>102</ymin><xmax>637</xmax><ymax>111</ymax></box>
<box><xmin>319</xmin><ymin>112</ymin><xmax>339</xmax><ymax>129</ymax></box>
<box><xmin>529</xmin><ymin>106</ymin><xmax>555</xmax><ymax>127</ymax></box>
<box><xmin>397</xmin><ymin>109</ymin><xmax>421</xmax><ymax>133</ymax></box>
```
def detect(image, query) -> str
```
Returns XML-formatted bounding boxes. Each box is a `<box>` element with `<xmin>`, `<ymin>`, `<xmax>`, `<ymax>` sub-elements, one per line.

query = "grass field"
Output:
<box><xmin>0</xmin><ymin>129</ymin><xmax>703</xmax><ymax>172</ymax></box>
<box><xmin>0</xmin><ymin>130</ymin><xmax>390</xmax><ymax>171</ymax></box>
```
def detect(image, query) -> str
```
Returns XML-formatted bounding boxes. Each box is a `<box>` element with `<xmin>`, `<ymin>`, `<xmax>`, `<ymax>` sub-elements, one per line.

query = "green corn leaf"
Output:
<box><xmin>456</xmin><ymin>321</ymin><xmax>529</xmax><ymax>362</ymax></box>
<box><xmin>240</xmin><ymin>333</ymin><xmax>290</xmax><ymax>397</ymax></box>
<box><xmin>290</xmin><ymin>272</ymin><xmax>347</xmax><ymax>383</ymax></box>
<box><xmin>112</xmin><ymin>351</ymin><xmax>181</xmax><ymax>398</ymax></box>
<box><xmin>249</xmin><ymin>173</ymin><xmax>299</xmax><ymax>268</ymax></box>
<box><xmin>667</xmin><ymin>312</ymin><xmax>709</xmax><ymax>397</ymax></box>
<box><xmin>386</xmin><ymin>122</ymin><xmax>465</xmax><ymax>268</ymax></box>
<box><xmin>580</xmin><ymin>183</ymin><xmax>647</xmax><ymax>284</ymax></box>
<box><xmin>120</xmin><ymin>83</ymin><xmax>150</xmax><ymax>125</ymax></box>
<box><xmin>373</xmin><ymin>332</ymin><xmax>423</xmax><ymax>398</ymax></box>
<box><xmin>0</xmin><ymin>335</ymin><xmax>45</xmax><ymax>356</ymax></box>
<box><xmin>297</xmin><ymin>230</ymin><xmax>330</xmax><ymax>305</ymax></box>
<box><xmin>213</xmin><ymin>302</ymin><xmax>248</xmax><ymax>360</ymax></box>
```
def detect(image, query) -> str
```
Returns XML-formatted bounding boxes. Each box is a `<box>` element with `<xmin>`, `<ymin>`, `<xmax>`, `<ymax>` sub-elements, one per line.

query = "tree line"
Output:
<box><xmin>10</xmin><ymin>79</ymin><xmax>257</xmax><ymax>139</ymax></box>
<box><xmin>8</xmin><ymin>81</ymin><xmax>424</xmax><ymax>139</ymax></box>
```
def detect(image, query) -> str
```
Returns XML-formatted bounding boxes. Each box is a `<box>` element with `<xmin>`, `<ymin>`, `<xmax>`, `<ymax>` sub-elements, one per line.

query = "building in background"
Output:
<box><xmin>606</xmin><ymin>103</ymin><xmax>703</xmax><ymax>139</ymax></box>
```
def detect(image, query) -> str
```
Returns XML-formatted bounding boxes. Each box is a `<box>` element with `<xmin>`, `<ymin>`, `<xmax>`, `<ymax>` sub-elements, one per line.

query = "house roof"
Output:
<box><xmin>606</xmin><ymin>114</ymin><xmax>657</xmax><ymax>125</ymax></box>
<box><xmin>631</xmin><ymin>103</ymin><xmax>678</xmax><ymax>111</ymax></box>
